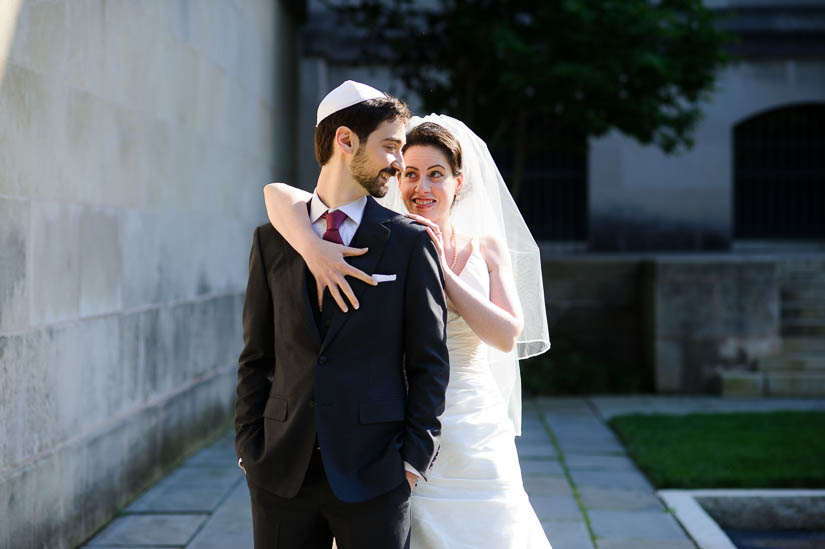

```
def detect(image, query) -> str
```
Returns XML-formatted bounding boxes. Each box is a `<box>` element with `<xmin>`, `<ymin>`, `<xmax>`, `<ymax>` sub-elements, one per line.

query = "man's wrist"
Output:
<box><xmin>403</xmin><ymin>461</ymin><xmax>421</xmax><ymax>478</ymax></box>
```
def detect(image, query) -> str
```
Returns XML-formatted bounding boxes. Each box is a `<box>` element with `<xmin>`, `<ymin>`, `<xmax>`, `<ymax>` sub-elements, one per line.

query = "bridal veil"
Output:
<box><xmin>379</xmin><ymin>114</ymin><xmax>551</xmax><ymax>435</ymax></box>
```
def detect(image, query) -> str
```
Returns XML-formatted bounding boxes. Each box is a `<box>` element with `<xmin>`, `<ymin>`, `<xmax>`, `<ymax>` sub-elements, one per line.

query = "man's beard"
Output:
<box><xmin>351</xmin><ymin>148</ymin><xmax>396</xmax><ymax>198</ymax></box>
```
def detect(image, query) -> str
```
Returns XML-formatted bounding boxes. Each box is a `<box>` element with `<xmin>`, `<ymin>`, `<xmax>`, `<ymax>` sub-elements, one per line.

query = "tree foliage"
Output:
<box><xmin>330</xmin><ymin>0</ymin><xmax>730</xmax><ymax>194</ymax></box>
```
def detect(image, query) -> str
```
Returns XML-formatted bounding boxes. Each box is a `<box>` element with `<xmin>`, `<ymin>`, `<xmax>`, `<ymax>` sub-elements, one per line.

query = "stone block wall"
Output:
<box><xmin>0</xmin><ymin>1</ymin><xmax>299</xmax><ymax>547</ymax></box>
<box><xmin>542</xmin><ymin>254</ymin><xmax>784</xmax><ymax>394</ymax></box>
<box><xmin>643</xmin><ymin>258</ymin><xmax>781</xmax><ymax>392</ymax></box>
<box><xmin>542</xmin><ymin>257</ymin><xmax>645</xmax><ymax>377</ymax></box>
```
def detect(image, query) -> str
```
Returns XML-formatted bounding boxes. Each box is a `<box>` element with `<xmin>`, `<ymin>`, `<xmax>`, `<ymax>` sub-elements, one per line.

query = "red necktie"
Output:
<box><xmin>322</xmin><ymin>210</ymin><xmax>348</xmax><ymax>245</ymax></box>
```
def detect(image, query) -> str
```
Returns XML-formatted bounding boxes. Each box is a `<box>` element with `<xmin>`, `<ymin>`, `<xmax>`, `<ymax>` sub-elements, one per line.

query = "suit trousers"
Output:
<box><xmin>246</xmin><ymin>448</ymin><xmax>412</xmax><ymax>549</ymax></box>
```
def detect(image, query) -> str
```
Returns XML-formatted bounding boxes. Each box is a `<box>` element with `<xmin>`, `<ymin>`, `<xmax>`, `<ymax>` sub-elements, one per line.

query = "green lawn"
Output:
<box><xmin>607</xmin><ymin>411</ymin><xmax>825</xmax><ymax>489</ymax></box>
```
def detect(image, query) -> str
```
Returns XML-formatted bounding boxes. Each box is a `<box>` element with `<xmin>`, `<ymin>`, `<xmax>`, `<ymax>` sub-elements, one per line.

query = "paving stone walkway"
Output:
<box><xmin>80</xmin><ymin>396</ymin><xmax>825</xmax><ymax>548</ymax></box>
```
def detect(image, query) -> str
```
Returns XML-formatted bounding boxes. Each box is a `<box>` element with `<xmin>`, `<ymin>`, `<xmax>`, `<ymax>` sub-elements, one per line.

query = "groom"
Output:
<box><xmin>235</xmin><ymin>80</ymin><xmax>450</xmax><ymax>549</ymax></box>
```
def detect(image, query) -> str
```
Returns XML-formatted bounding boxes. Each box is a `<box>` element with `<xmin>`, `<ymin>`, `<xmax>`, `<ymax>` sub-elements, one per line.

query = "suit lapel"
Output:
<box><xmin>286</xmin><ymin>245</ymin><xmax>322</xmax><ymax>348</ymax></box>
<box><xmin>320</xmin><ymin>197</ymin><xmax>390</xmax><ymax>353</ymax></box>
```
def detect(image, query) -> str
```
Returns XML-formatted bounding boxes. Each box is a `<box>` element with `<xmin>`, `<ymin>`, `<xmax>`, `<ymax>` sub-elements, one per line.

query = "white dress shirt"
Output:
<box><xmin>308</xmin><ymin>191</ymin><xmax>367</xmax><ymax>245</ymax></box>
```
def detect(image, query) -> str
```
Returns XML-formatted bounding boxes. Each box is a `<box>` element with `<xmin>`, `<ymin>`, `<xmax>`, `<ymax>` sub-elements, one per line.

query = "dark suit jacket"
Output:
<box><xmin>234</xmin><ymin>197</ymin><xmax>450</xmax><ymax>503</ymax></box>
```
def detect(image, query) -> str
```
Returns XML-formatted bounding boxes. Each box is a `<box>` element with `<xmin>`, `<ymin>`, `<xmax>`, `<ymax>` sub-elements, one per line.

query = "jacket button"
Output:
<box><xmin>309</xmin><ymin>399</ymin><xmax>316</xmax><ymax>408</ymax></box>
<box><xmin>318</xmin><ymin>356</ymin><xmax>328</xmax><ymax>365</ymax></box>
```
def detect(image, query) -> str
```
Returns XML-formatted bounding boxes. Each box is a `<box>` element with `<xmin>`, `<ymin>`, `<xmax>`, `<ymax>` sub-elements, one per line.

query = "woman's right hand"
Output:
<box><xmin>303</xmin><ymin>239</ymin><xmax>377</xmax><ymax>312</ymax></box>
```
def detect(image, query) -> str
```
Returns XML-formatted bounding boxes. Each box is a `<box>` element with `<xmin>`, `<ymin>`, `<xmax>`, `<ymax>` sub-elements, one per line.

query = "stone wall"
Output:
<box><xmin>543</xmin><ymin>254</ymin><xmax>785</xmax><ymax>393</ymax></box>
<box><xmin>0</xmin><ymin>1</ymin><xmax>299</xmax><ymax>547</ymax></box>
<box><xmin>588</xmin><ymin>60</ymin><xmax>825</xmax><ymax>252</ymax></box>
<box><xmin>644</xmin><ymin>258</ymin><xmax>781</xmax><ymax>393</ymax></box>
<box><xmin>542</xmin><ymin>256</ymin><xmax>646</xmax><ymax>384</ymax></box>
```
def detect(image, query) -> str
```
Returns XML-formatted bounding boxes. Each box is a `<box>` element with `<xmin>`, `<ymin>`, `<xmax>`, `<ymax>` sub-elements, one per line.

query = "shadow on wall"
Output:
<box><xmin>521</xmin><ymin>342</ymin><xmax>648</xmax><ymax>396</ymax></box>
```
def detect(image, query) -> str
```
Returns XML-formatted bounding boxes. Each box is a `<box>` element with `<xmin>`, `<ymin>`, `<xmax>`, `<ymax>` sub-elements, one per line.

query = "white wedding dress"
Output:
<box><xmin>410</xmin><ymin>238</ymin><xmax>552</xmax><ymax>549</ymax></box>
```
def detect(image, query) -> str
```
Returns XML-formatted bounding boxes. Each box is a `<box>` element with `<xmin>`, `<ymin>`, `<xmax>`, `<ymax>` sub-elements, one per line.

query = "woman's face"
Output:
<box><xmin>400</xmin><ymin>145</ymin><xmax>463</xmax><ymax>223</ymax></box>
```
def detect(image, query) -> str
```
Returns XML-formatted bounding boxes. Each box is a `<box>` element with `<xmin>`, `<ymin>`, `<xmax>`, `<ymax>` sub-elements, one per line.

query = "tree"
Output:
<box><xmin>330</xmin><ymin>0</ymin><xmax>730</xmax><ymax>199</ymax></box>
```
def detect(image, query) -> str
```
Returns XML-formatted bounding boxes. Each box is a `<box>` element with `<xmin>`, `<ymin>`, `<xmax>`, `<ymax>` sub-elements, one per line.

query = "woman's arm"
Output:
<box><xmin>263</xmin><ymin>182</ymin><xmax>315</xmax><ymax>255</ymax></box>
<box><xmin>263</xmin><ymin>183</ymin><xmax>376</xmax><ymax>312</ymax></box>
<box><xmin>409</xmin><ymin>214</ymin><xmax>524</xmax><ymax>352</ymax></box>
<box><xmin>445</xmin><ymin>235</ymin><xmax>523</xmax><ymax>352</ymax></box>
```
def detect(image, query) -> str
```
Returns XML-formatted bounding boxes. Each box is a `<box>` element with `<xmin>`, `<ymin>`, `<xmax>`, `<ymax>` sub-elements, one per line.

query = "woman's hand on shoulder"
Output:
<box><xmin>405</xmin><ymin>213</ymin><xmax>449</xmax><ymax>272</ymax></box>
<box><xmin>306</xmin><ymin>240</ymin><xmax>377</xmax><ymax>313</ymax></box>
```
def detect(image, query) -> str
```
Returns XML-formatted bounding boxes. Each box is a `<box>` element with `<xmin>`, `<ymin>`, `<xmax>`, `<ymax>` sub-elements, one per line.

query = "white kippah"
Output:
<box><xmin>316</xmin><ymin>80</ymin><xmax>387</xmax><ymax>126</ymax></box>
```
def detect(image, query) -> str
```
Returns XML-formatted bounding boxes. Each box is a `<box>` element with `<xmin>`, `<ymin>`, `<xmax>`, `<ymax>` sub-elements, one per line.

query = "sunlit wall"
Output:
<box><xmin>0</xmin><ymin>1</ymin><xmax>300</xmax><ymax>547</ymax></box>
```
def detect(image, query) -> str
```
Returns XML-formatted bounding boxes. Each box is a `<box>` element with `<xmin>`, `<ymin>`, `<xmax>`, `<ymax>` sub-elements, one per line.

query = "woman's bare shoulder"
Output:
<box><xmin>478</xmin><ymin>234</ymin><xmax>508</xmax><ymax>266</ymax></box>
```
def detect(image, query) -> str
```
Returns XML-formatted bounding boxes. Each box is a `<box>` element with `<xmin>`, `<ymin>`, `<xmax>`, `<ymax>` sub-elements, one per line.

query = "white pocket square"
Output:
<box><xmin>372</xmin><ymin>274</ymin><xmax>397</xmax><ymax>283</ymax></box>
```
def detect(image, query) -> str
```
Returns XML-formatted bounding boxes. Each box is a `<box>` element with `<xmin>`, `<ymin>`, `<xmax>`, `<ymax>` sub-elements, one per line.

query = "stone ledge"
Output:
<box><xmin>696</xmin><ymin>490</ymin><xmax>825</xmax><ymax>531</ymax></box>
<box><xmin>718</xmin><ymin>370</ymin><xmax>764</xmax><ymax>397</ymax></box>
<box><xmin>659</xmin><ymin>490</ymin><xmax>735</xmax><ymax>549</ymax></box>
<box><xmin>764</xmin><ymin>372</ymin><xmax>825</xmax><ymax>396</ymax></box>
<box><xmin>758</xmin><ymin>354</ymin><xmax>825</xmax><ymax>371</ymax></box>
<box><xmin>658</xmin><ymin>489</ymin><xmax>825</xmax><ymax>549</ymax></box>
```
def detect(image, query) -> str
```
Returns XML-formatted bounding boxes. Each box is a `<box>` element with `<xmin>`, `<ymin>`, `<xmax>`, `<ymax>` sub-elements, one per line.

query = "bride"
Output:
<box><xmin>263</xmin><ymin>114</ymin><xmax>551</xmax><ymax>548</ymax></box>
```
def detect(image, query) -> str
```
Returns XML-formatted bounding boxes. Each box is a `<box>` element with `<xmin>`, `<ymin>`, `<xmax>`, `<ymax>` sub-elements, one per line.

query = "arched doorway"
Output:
<box><xmin>734</xmin><ymin>102</ymin><xmax>825</xmax><ymax>239</ymax></box>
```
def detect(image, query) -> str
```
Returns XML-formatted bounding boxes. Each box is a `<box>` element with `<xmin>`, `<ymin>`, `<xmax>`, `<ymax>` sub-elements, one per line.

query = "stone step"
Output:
<box><xmin>781</xmin><ymin>274</ymin><xmax>825</xmax><ymax>284</ymax></box>
<box><xmin>782</xmin><ymin>314</ymin><xmax>825</xmax><ymax>327</ymax></box>
<box><xmin>783</xmin><ymin>337</ymin><xmax>825</xmax><ymax>353</ymax></box>
<box><xmin>782</xmin><ymin>303</ymin><xmax>825</xmax><ymax>321</ymax></box>
<box><xmin>764</xmin><ymin>372</ymin><xmax>825</xmax><ymax>397</ymax></box>
<box><xmin>783</xmin><ymin>278</ymin><xmax>825</xmax><ymax>283</ymax></box>
<box><xmin>782</xmin><ymin>324</ymin><xmax>825</xmax><ymax>334</ymax></box>
<box><xmin>782</xmin><ymin>300</ymin><xmax>825</xmax><ymax>312</ymax></box>
<box><xmin>781</xmin><ymin>288</ymin><xmax>825</xmax><ymax>302</ymax></box>
<box><xmin>779</xmin><ymin>260</ymin><xmax>825</xmax><ymax>273</ymax></box>
<box><xmin>779</xmin><ymin>259</ymin><xmax>825</xmax><ymax>275</ymax></box>
<box><xmin>718</xmin><ymin>370</ymin><xmax>763</xmax><ymax>398</ymax></box>
<box><xmin>781</xmin><ymin>318</ymin><xmax>825</xmax><ymax>336</ymax></box>
<box><xmin>758</xmin><ymin>354</ymin><xmax>825</xmax><ymax>372</ymax></box>
<box><xmin>780</xmin><ymin>264</ymin><xmax>825</xmax><ymax>275</ymax></box>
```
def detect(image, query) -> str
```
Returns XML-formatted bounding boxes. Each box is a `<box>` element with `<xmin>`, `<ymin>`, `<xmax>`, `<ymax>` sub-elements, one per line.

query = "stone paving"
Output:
<box><xmin>80</xmin><ymin>396</ymin><xmax>825</xmax><ymax>549</ymax></box>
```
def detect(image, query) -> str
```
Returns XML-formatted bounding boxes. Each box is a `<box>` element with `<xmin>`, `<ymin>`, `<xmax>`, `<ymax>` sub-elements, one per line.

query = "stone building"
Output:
<box><xmin>296</xmin><ymin>0</ymin><xmax>825</xmax><ymax>396</ymax></box>
<box><xmin>0</xmin><ymin>1</ymin><xmax>303</xmax><ymax>547</ymax></box>
<box><xmin>560</xmin><ymin>0</ymin><xmax>825</xmax><ymax>398</ymax></box>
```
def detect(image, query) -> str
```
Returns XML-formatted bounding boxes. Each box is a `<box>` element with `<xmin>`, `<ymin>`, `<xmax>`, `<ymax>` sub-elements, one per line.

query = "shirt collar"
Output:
<box><xmin>309</xmin><ymin>190</ymin><xmax>368</xmax><ymax>225</ymax></box>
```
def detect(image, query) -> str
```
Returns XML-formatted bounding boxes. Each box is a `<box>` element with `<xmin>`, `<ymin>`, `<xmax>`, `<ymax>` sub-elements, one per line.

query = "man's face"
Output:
<box><xmin>349</xmin><ymin>118</ymin><xmax>407</xmax><ymax>198</ymax></box>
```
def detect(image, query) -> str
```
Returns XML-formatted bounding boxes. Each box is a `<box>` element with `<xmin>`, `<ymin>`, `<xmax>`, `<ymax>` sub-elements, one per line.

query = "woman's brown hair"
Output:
<box><xmin>403</xmin><ymin>122</ymin><xmax>463</xmax><ymax>176</ymax></box>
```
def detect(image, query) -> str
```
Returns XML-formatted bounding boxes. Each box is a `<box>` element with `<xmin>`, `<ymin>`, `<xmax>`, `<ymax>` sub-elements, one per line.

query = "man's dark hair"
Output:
<box><xmin>314</xmin><ymin>95</ymin><xmax>410</xmax><ymax>166</ymax></box>
<box><xmin>403</xmin><ymin>122</ymin><xmax>463</xmax><ymax>176</ymax></box>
